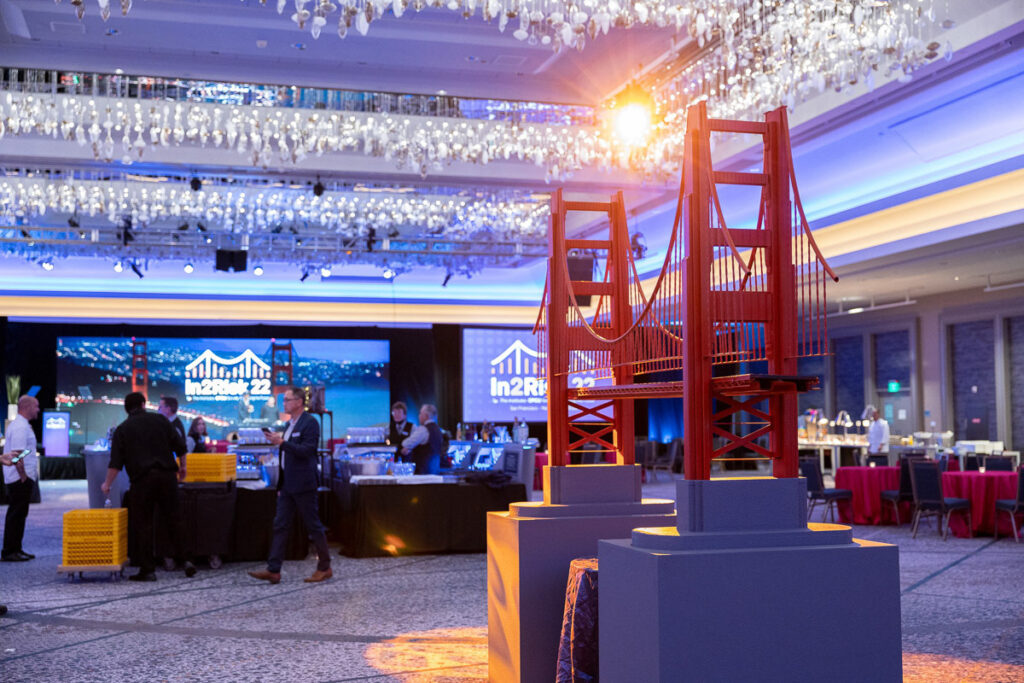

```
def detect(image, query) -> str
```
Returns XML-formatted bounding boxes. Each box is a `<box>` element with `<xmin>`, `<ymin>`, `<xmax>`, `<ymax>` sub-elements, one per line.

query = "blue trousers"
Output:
<box><xmin>267</xmin><ymin>489</ymin><xmax>330</xmax><ymax>573</ymax></box>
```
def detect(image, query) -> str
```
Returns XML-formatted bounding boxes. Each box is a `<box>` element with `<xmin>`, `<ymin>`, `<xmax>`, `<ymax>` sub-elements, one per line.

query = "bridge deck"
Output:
<box><xmin>567</xmin><ymin>374</ymin><xmax>819</xmax><ymax>400</ymax></box>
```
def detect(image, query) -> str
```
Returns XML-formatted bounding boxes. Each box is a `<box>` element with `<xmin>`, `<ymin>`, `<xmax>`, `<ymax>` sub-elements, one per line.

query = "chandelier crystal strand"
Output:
<box><xmin>0</xmin><ymin>176</ymin><xmax>550</xmax><ymax>241</ymax></box>
<box><xmin>0</xmin><ymin>91</ymin><xmax>613</xmax><ymax>180</ymax></box>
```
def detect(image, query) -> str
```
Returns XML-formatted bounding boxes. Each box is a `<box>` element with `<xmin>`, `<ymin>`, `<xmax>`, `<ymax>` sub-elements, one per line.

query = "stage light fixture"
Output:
<box><xmin>320</xmin><ymin>266</ymin><xmax>332</xmax><ymax>278</ymax></box>
<box><xmin>300</xmin><ymin>270</ymin><xmax>310</xmax><ymax>282</ymax></box>
<box><xmin>190</xmin><ymin>176</ymin><xmax>202</xmax><ymax>192</ymax></box>
<box><xmin>252</xmin><ymin>265</ymin><xmax>264</xmax><ymax>276</ymax></box>
<box><xmin>129</xmin><ymin>262</ymin><xmax>144</xmax><ymax>279</ymax></box>
<box><xmin>183</xmin><ymin>262</ymin><xmax>194</xmax><ymax>274</ymax></box>
<box><xmin>19</xmin><ymin>229</ymin><xmax>31</xmax><ymax>239</ymax></box>
<box><xmin>205</xmin><ymin>236</ymin><xmax>213</xmax><ymax>244</ymax></box>
<box><xmin>442</xmin><ymin>271</ymin><xmax>452</xmax><ymax>287</ymax></box>
<box><xmin>68</xmin><ymin>215</ymin><xmax>80</xmax><ymax>228</ymax></box>
<box><xmin>196</xmin><ymin>222</ymin><xmax>207</xmax><ymax>232</ymax></box>
<box><xmin>313</xmin><ymin>178</ymin><xmax>325</xmax><ymax>197</ymax></box>
<box><xmin>113</xmin><ymin>260</ymin><xmax>124</xmax><ymax>273</ymax></box>
<box><xmin>383</xmin><ymin>268</ymin><xmax>396</xmax><ymax>280</ymax></box>
<box><xmin>40</xmin><ymin>259</ymin><xmax>54</xmax><ymax>271</ymax></box>
<box><xmin>295</xmin><ymin>238</ymin><xmax>303</xmax><ymax>247</ymax></box>
<box><xmin>177</xmin><ymin>222</ymin><xmax>189</xmax><ymax>231</ymax></box>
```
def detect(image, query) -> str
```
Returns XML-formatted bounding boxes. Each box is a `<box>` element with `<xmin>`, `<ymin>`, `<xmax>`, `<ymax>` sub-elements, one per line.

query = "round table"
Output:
<box><xmin>941</xmin><ymin>470</ymin><xmax>1019</xmax><ymax>538</ymax></box>
<box><xmin>835</xmin><ymin>466</ymin><xmax>903</xmax><ymax>525</ymax></box>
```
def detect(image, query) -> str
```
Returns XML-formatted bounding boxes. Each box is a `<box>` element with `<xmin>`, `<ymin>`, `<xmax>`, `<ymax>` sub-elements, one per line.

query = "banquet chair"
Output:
<box><xmin>963</xmin><ymin>455</ymin><xmax>980</xmax><ymax>471</ymax></box>
<box><xmin>880</xmin><ymin>457</ymin><xmax>916</xmax><ymax>524</ymax></box>
<box><xmin>799</xmin><ymin>458</ymin><xmax>851</xmax><ymax>523</ymax></box>
<box><xmin>984</xmin><ymin>456</ymin><xmax>1014</xmax><ymax>471</ymax></box>
<box><xmin>994</xmin><ymin>467</ymin><xmax>1024</xmax><ymax>542</ymax></box>
<box><xmin>865</xmin><ymin>454</ymin><xmax>889</xmax><ymax>468</ymax></box>
<box><xmin>650</xmin><ymin>438</ymin><xmax>682</xmax><ymax>481</ymax></box>
<box><xmin>908</xmin><ymin>459</ymin><xmax>971</xmax><ymax>540</ymax></box>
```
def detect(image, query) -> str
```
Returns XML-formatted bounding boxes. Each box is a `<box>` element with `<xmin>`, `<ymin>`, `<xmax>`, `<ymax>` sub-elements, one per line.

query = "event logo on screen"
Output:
<box><xmin>489</xmin><ymin>339</ymin><xmax>546</xmax><ymax>403</ymax></box>
<box><xmin>184</xmin><ymin>349</ymin><xmax>272</xmax><ymax>399</ymax></box>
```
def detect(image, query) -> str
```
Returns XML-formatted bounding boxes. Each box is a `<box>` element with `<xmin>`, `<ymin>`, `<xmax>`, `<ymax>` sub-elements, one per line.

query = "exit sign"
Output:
<box><xmin>887</xmin><ymin>380</ymin><xmax>901</xmax><ymax>393</ymax></box>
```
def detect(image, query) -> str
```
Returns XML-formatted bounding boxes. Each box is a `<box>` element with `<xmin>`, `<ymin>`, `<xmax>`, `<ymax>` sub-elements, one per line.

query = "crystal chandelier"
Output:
<box><xmin>0</xmin><ymin>90</ymin><xmax>611</xmax><ymax>182</ymax></box>
<box><xmin>57</xmin><ymin>0</ymin><xmax>943</xmax><ymax>59</ymax></box>
<box><xmin>0</xmin><ymin>171</ymin><xmax>550</xmax><ymax>273</ymax></box>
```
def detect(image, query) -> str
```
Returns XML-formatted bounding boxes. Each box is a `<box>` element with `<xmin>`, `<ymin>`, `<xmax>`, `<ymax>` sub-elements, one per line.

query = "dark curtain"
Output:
<box><xmin>432</xmin><ymin>324</ymin><xmax>462</xmax><ymax>434</ymax></box>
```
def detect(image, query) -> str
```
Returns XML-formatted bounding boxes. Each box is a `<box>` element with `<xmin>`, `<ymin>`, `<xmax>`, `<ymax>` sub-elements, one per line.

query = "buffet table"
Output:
<box><xmin>835</xmin><ymin>466</ymin><xmax>904</xmax><ymax>526</ymax></box>
<box><xmin>942</xmin><ymin>470</ymin><xmax>1019</xmax><ymax>538</ymax></box>
<box><xmin>332</xmin><ymin>478</ymin><xmax>527</xmax><ymax>557</ymax></box>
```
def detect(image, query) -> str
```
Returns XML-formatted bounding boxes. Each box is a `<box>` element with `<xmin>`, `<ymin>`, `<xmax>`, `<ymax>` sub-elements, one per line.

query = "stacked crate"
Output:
<box><xmin>182</xmin><ymin>453</ymin><xmax>237</xmax><ymax>483</ymax></box>
<box><xmin>60</xmin><ymin>508</ymin><xmax>128</xmax><ymax>573</ymax></box>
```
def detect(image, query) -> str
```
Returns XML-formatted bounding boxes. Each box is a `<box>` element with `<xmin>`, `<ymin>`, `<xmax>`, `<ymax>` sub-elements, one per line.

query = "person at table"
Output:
<box><xmin>388</xmin><ymin>401</ymin><xmax>413</xmax><ymax>452</ymax></box>
<box><xmin>868</xmin><ymin>408</ymin><xmax>891</xmax><ymax>457</ymax></box>
<box><xmin>2</xmin><ymin>395</ymin><xmax>40</xmax><ymax>563</ymax></box>
<box><xmin>157</xmin><ymin>396</ymin><xmax>187</xmax><ymax>480</ymax></box>
<box><xmin>248</xmin><ymin>386</ymin><xmax>332</xmax><ymax>585</ymax></box>
<box><xmin>259</xmin><ymin>394</ymin><xmax>279</xmax><ymax>423</ymax></box>
<box><xmin>401</xmin><ymin>404</ymin><xmax>443</xmax><ymax>475</ymax></box>
<box><xmin>187</xmin><ymin>417</ymin><xmax>209</xmax><ymax>453</ymax></box>
<box><xmin>237</xmin><ymin>391</ymin><xmax>254</xmax><ymax>423</ymax></box>
<box><xmin>101</xmin><ymin>392</ymin><xmax>195</xmax><ymax>581</ymax></box>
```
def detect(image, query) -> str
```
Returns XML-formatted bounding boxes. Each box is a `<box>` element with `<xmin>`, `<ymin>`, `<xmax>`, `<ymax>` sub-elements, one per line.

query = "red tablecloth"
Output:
<box><xmin>534</xmin><ymin>452</ymin><xmax>548</xmax><ymax>491</ymax></box>
<box><xmin>941</xmin><ymin>471</ymin><xmax>1019</xmax><ymax>538</ymax></box>
<box><xmin>835</xmin><ymin>466</ymin><xmax>904</xmax><ymax>525</ymax></box>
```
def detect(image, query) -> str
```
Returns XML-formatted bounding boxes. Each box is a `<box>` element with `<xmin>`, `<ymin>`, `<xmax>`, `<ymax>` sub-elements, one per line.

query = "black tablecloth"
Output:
<box><xmin>333</xmin><ymin>480</ymin><xmax>527</xmax><ymax>558</ymax></box>
<box><xmin>40</xmin><ymin>455</ymin><xmax>86</xmax><ymax>480</ymax></box>
<box><xmin>128</xmin><ymin>484</ymin><xmax>313</xmax><ymax>565</ymax></box>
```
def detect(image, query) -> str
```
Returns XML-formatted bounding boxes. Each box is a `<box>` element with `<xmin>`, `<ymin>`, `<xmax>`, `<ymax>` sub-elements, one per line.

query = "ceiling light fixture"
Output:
<box><xmin>829</xmin><ymin>296</ymin><xmax>917</xmax><ymax>318</ymax></box>
<box><xmin>183</xmin><ymin>262</ymin><xmax>195</xmax><ymax>274</ymax></box>
<box><xmin>113</xmin><ymin>260</ymin><xmax>124</xmax><ymax>273</ymax></box>
<box><xmin>252</xmin><ymin>265</ymin><xmax>264</xmax><ymax>276</ymax></box>
<box><xmin>382</xmin><ymin>268</ymin><xmax>396</xmax><ymax>280</ymax></box>
<box><xmin>983</xmin><ymin>276</ymin><xmax>1024</xmax><ymax>293</ymax></box>
<box><xmin>320</xmin><ymin>266</ymin><xmax>332</xmax><ymax>278</ymax></box>
<box><xmin>40</xmin><ymin>258</ymin><xmax>54</xmax><ymax>271</ymax></box>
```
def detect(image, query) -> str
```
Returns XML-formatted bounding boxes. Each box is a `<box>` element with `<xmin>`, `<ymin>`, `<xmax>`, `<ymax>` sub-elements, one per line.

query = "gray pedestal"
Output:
<box><xmin>84</xmin><ymin>448</ymin><xmax>129</xmax><ymax>508</ymax></box>
<box><xmin>599</xmin><ymin>477</ymin><xmax>902</xmax><ymax>682</ymax></box>
<box><xmin>487</xmin><ymin>464</ymin><xmax>676</xmax><ymax>683</ymax></box>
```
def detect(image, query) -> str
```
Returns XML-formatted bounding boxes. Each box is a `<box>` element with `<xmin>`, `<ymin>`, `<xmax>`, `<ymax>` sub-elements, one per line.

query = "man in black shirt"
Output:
<box><xmin>101</xmin><ymin>392</ymin><xmax>195</xmax><ymax>581</ymax></box>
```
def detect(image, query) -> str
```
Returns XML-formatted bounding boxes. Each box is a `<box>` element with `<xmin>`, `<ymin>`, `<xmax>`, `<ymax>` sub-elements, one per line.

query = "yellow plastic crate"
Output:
<box><xmin>62</xmin><ymin>508</ymin><xmax>128</xmax><ymax>567</ymax></box>
<box><xmin>182</xmin><ymin>452</ymin><xmax>237</xmax><ymax>483</ymax></box>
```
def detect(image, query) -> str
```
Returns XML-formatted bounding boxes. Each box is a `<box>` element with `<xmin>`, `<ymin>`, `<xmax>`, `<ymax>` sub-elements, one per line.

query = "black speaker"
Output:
<box><xmin>215</xmin><ymin>249</ymin><xmax>248</xmax><ymax>272</ymax></box>
<box><xmin>567</xmin><ymin>256</ymin><xmax>595</xmax><ymax>307</ymax></box>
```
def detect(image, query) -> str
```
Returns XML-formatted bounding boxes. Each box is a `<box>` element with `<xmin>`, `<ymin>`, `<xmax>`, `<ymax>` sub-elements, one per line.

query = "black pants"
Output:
<box><xmin>2</xmin><ymin>478</ymin><xmax>33</xmax><ymax>557</ymax></box>
<box><xmin>267</xmin><ymin>489</ymin><xmax>330</xmax><ymax>574</ymax></box>
<box><xmin>130</xmin><ymin>469</ymin><xmax>183</xmax><ymax>574</ymax></box>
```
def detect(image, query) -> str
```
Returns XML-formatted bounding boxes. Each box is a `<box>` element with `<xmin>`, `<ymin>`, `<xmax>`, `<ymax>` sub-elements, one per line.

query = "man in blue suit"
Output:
<box><xmin>248</xmin><ymin>386</ymin><xmax>332</xmax><ymax>584</ymax></box>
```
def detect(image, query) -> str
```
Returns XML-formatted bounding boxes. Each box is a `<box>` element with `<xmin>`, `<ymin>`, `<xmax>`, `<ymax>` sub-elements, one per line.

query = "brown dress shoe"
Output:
<box><xmin>304</xmin><ymin>568</ymin><xmax>333</xmax><ymax>583</ymax></box>
<box><xmin>248</xmin><ymin>570</ymin><xmax>281</xmax><ymax>584</ymax></box>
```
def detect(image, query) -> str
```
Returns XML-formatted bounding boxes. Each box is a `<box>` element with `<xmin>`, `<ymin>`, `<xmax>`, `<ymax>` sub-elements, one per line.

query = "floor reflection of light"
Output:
<box><xmin>903</xmin><ymin>653</ymin><xmax>1024</xmax><ymax>682</ymax></box>
<box><xmin>364</xmin><ymin>626</ymin><xmax>487</xmax><ymax>681</ymax></box>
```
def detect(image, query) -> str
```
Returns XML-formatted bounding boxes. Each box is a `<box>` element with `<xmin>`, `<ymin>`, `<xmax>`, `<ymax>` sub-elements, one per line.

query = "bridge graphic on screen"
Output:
<box><xmin>490</xmin><ymin>339</ymin><xmax>543</xmax><ymax>377</ymax></box>
<box><xmin>185</xmin><ymin>349</ymin><xmax>271</xmax><ymax>381</ymax></box>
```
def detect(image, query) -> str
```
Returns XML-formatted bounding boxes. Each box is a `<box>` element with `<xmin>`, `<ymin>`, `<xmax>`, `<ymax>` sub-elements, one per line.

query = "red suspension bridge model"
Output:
<box><xmin>536</xmin><ymin>102</ymin><xmax>838</xmax><ymax>480</ymax></box>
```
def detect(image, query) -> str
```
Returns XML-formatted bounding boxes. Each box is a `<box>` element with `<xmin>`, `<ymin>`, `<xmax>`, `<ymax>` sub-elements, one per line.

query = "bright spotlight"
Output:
<box><xmin>383</xmin><ymin>268</ymin><xmax>396</xmax><ymax>280</ymax></box>
<box><xmin>320</xmin><ymin>266</ymin><xmax>332</xmax><ymax>278</ymax></box>
<box><xmin>40</xmin><ymin>259</ymin><xmax>54</xmax><ymax>271</ymax></box>
<box><xmin>113</xmin><ymin>260</ymin><xmax>124</xmax><ymax>273</ymax></box>
<box><xmin>183</xmin><ymin>263</ymin><xmax>194</xmax><ymax>274</ymax></box>
<box><xmin>252</xmin><ymin>265</ymin><xmax>264</xmax><ymax>276</ymax></box>
<box><xmin>611</xmin><ymin>82</ymin><xmax>654</xmax><ymax>148</ymax></box>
